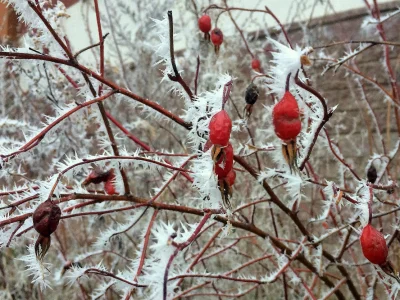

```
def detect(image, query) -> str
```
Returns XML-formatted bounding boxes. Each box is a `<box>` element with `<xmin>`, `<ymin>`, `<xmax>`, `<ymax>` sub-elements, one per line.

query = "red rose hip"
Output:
<box><xmin>272</xmin><ymin>91</ymin><xmax>301</xmax><ymax>141</ymax></box>
<box><xmin>198</xmin><ymin>15</ymin><xmax>212</xmax><ymax>33</ymax></box>
<box><xmin>251</xmin><ymin>59</ymin><xmax>261</xmax><ymax>71</ymax></box>
<box><xmin>360</xmin><ymin>224</ymin><xmax>388</xmax><ymax>265</ymax></box>
<box><xmin>273</xmin><ymin>74</ymin><xmax>302</xmax><ymax>172</ymax></box>
<box><xmin>209</xmin><ymin>110</ymin><xmax>232</xmax><ymax>147</ymax></box>
<box><xmin>211</xmin><ymin>28</ymin><xmax>223</xmax><ymax>54</ymax></box>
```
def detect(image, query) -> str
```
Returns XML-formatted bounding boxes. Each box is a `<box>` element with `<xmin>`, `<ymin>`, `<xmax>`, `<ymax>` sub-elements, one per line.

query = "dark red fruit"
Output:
<box><xmin>272</xmin><ymin>91</ymin><xmax>301</xmax><ymax>141</ymax></box>
<box><xmin>360</xmin><ymin>224</ymin><xmax>388</xmax><ymax>265</ymax></box>
<box><xmin>215</xmin><ymin>143</ymin><xmax>233</xmax><ymax>179</ymax></box>
<box><xmin>225</xmin><ymin>169</ymin><xmax>236</xmax><ymax>186</ymax></box>
<box><xmin>33</xmin><ymin>200</ymin><xmax>61</xmax><ymax>237</ymax></box>
<box><xmin>211</xmin><ymin>28</ymin><xmax>223</xmax><ymax>54</ymax></box>
<box><xmin>209</xmin><ymin>111</ymin><xmax>232</xmax><ymax>147</ymax></box>
<box><xmin>211</xmin><ymin>28</ymin><xmax>223</xmax><ymax>46</ymax></box>
<box><xmin>198</xmin><ymin>15</ymin><xmax>212</xmax><ymax>33</ymax></box>
<box><xmin>251</xmin><ymin>59</ymin><xmax>261</xmax><ymax>71</ymax></box>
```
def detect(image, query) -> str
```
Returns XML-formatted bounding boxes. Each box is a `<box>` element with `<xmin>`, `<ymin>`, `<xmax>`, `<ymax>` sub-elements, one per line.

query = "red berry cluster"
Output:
<box><xmin>272</xmin><ymin>74</ymin><xmax>302</xmax><ymax>172</ymax></box>
<box><xmin>82</xmin><ymin>168</ymin><xmax>116</xmax><ymax>195</ymax></box>
<box><xmin>207</xmin><ymin>110</ymin><xmax>236</xmax><ymax>208</ymax></box>
<box><xmin>198</xmin><ymin>14</ymin><xmax>224</xmax><ymax>54</ymax></box>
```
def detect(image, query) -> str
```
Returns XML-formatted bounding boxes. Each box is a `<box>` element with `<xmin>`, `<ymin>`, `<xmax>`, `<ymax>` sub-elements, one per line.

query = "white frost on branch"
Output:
<box><xmin>90</xmin><ymin>280</ymin><xmax>116</xmax><ymax>300</ymax></box>
<box><xmin>2</xmin><ymin>0</ymin><xmax>69</xmax><ymax>57</ymax></box>
<box><xmin>259</xmin><ymin>168</ymin><xmax>306</xmax><ymax>205</ymax></box>
<box><xmin>93</xmin><ymin>208</ymin><xmax>147</xmax><ymax>249</ymax></box>
<box><xmin>296</xmin><ymin>89</ymin><xmax>327</xmax><ymax>166</ymax></box>
<box><xmin>352</xmin><ymin>180</ymin><xmax>371</xmax><ymax>227</ymax></box>
<box><xmin>267</xmin><ymin>38</ymin><xmax>312</xmax><ymax>98</ymax></box>
<box><xmin>152</xmin><ymin>14</ymin><xmax>180</xmax><ymax>81</ymax></box>
<box><xmin>19</xmin><ymin>243</ymin><xmax>52</xmax><ymax>290</ymax></box>
<box><xmin>310</xmin><ymin>181</ymin><xmax>341</xmax><ymax>221</ymax></box>
<box><xmin>183</xmin><ymin>74</ymin><xmax>232</xmax><ymax>209</ymax></box>
<box><xmin>37</xmin><ymin>174</ymin><xmax>60</xmax><ymax>201</ymax></box>
<box><xmin>184</xmin><ymin>74</ymin><xmax>232</xmax><ymax>150</ymax></box>
<box><xmin>65</xmin><ymin>262</ymin><xmax>107</xmax><ymax>286</ymax></box>
<box><xmin>151</xmin><ymin>13</ymin><xmax>190</xmax><ymax>105</ymax></box>
<box><xmin>141</xmin><ymin>221</ymin><xmax>196</xmax><ymax>300</ymax></box>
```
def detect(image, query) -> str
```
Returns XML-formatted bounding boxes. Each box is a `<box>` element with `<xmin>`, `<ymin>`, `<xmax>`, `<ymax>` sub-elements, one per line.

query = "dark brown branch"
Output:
<box><xmin>74</xmin><ymin>33</ymin><xmax>109</xmax><ymax>58</ymax></box>
<box><xmin>295</xmin><ymin>72</ymin><xmax>333</xmax><ymax>171</ymax></box>
<box><xmin>167</xmin><ymin>11</ymin><xmax>195</xmax><ymax>101</ymax></box>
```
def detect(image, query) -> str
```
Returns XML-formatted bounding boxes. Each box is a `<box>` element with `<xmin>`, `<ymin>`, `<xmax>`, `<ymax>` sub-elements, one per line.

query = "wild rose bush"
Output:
<box><xmin>0</xmin><ymin>0</ymin><xmax>399</xmax><ymax>299</ymax></box>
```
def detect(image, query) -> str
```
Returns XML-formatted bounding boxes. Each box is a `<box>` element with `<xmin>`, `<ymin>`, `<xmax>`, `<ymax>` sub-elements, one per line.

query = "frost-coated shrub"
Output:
<box><xmin>0</xmin><ymin>0</ymin><xmax>399</xmax><ymax>299</ymax></box>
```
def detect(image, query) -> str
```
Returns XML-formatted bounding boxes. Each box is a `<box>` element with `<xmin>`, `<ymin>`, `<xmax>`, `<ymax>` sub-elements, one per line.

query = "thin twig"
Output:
<box><xmin>167</xmin><ymin>11</ymin><xmax>195</xmax><ymax>101</ymax></box>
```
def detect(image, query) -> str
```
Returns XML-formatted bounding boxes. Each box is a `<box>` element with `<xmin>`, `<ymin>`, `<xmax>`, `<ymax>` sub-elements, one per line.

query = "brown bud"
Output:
<box><xmin>33</xmin><ymin>200</ymin><xmax>61</xmax><ymax>237</ymax></box>
<box><xmin>300</xmin><ymin>55</ymin><xmax>312</xmax><ymax>66</ymax></box>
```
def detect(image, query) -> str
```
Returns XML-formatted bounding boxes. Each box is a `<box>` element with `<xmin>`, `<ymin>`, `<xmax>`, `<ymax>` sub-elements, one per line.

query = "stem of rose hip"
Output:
<box><xmin>285</xmin><ymin>73</ymin><xmax>291</xmax><ymax>92</ymax></box>
<box><xmin>368</xmin><ymin>186</ymin><xmax>373</xmax><ymax>224</ymax></box>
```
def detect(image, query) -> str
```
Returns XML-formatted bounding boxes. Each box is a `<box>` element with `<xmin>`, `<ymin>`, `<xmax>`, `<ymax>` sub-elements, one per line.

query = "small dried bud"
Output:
<box><xmin>367</xmin><ymin>165</ymin><xmax>377</xmax><ymax>184</ymax></box>
<box><xmin>245</xmin><ymin>83</ymin><xmax>259</xmax><ymax>105</ymax></box>
<box><xmin>300</xmin><ymin>55</ymin><xmax>311</xmax><ymax>66</ymax></box>
<box><xmin>33</xmin><ymin>200</ymin><xmax>61</xmax><ymax>237</ymax></box>
<box><xmin>35</xmin><ymin>235</ymin><xmax>51</xmax><ymax>260</ymax></box>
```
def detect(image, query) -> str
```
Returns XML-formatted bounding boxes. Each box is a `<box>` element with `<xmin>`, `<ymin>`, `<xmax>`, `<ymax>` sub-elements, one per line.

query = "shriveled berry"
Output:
<box><xmin>33</xmin><ymin>200</ymin><xmax>61</xmax><ymax>237</ymax></box>
<box><xmin>360</xmin><ymin>224</ymin><xmax>388</xmax><ymax>265</ymax></box>
<box><xmin>211</xmin><ymin>28</ymin><xmax>223</xmax><ymax>46</ymax></box>
<box><xmin>198</xmin><ymin>15</ymin><xmax>212</xmax><ymax>33</ymax></box>
<box><xmin>245</xmin><ymin>83</ymin><xmax>259</xmax><ymax>105</ymax></box>
<box><xmin>82</xmin><ymin>169</ymin><xmax>113</xmax><ymax>186</ymax></box>
<box><xmin>251</xmin><ymin>59</ymin><xmax>261</xmax><ymax>71</ymax></box>
<box><xmin>225</xmin><ymin>169</ymin><xmax>236</xmax><ymax>186</ymax></box>
<box><xmin>215</xmin><ymin>143</ymin><xmax>233</xmax><ymax>179</ymax></box>
<box><xmin>367</xmin><ymin>165</ymin><xmax>377</xmax><ymax>184</ymax></box>
<box><xmin>209</xmin><ymin>111</ymin><xmax>232</xmax><ymax>147</ymax></box>
<box><xmin>272</xmin><ymin>91</ymin><xmax>301</xmax><ymax>141</ymax></box>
